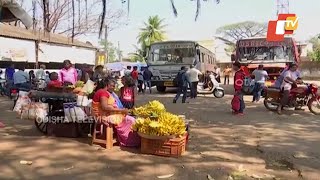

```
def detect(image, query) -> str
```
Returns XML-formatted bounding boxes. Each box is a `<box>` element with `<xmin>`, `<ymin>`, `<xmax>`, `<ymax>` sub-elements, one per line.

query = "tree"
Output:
<box><xmin>13</xmin><ymin>0</ymin><xmax>126</xmax><ymax>39</ymax></box>
<box><xmin>215</xmin><ymin>21</ymin><xmax>267</xmax><ymax>56</ymax></box>
<box><xmin>216</xmin><ymin>21</ymin><xmax>268</xmax><ymax>42</ymax></box>
<box><xmin>99</xmin><ymin>40</ymin><xmax>122</xmax><ymax>62</ymax></box>
<box><xmin>129</xmin><ymin>45</ymin><xmax>146</xmax><ymax>62</ymax></box>
<box><xmin>307</xmin><ymin>34</ymin><xmax>320</xmax><ymax>62</ymax></box>
<box><xmin>137</xmin><ymin>15</ymin><xmax>166</xmax><ymax>54</ymax></box>
<box><xmin>98</xmin><ymin>0</ymin><xmax>221</xmax><ymax>36</ymax></box>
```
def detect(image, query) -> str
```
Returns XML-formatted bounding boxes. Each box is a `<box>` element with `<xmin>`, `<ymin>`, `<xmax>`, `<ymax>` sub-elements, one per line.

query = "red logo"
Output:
<box><xmin>267</xmin><ymin>14</ymin><xmax>298</xmax><ymax>42</ymax></box>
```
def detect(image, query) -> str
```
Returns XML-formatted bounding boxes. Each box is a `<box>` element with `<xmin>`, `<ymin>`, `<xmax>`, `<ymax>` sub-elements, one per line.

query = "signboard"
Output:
<box><xmin>0</xmin><ymin>37</ymin><xmax>36</xmax><ymax>62</ymax></box>
<box><xmin>238</xmin><ymin>38</ymin><xmax>292</xmax><ymax>47</ymax></box>
<box><xmin>38</xmin><ymin>43</ymin><xmax>95</xmax><ymax>65</ymax></box>
<box><xmin>151</xmin><ymin>43</ymin><xmax>195</xmax><ymax>49</ymax></box>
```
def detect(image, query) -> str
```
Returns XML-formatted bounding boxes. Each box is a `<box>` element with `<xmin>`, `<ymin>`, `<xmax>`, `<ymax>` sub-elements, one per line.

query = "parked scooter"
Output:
<box><xmin>197</xmin><ymin>76</ymin><xmax>225</xmax><ymax>98</ymax></box>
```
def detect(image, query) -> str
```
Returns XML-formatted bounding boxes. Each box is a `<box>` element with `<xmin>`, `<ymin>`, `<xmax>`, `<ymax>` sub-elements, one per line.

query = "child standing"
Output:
<box><xmin>47</xmin><ymin>72</ymin><xmax>62</xmax><ymax>88</ymax></box>
<box><xmin>119</xmin><ymin>76</ymin><xmax>136</xmax><ymax>109</ymax></box>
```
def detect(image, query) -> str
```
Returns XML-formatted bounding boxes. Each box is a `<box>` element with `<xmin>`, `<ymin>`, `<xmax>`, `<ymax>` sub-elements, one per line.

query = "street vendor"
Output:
<box><xmin>92</xmin><ymin>78</ymin><xmax>140</xmax><ymax>147</ymax></box>
<box><xmin>59</xmin><ymin>60</ymin><xmax>78</xmax><ymax>85</ymax></box>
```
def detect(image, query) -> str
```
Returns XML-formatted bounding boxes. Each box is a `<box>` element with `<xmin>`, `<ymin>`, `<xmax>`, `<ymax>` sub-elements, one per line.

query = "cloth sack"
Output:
<box><xmin>13</xmin><ymin>91</ymin><xmax>31</xmax><ymax>113</ymax></box>
<box><xmin>20</xmin><ymin>102</ymin><xmax>48</xmax><ymax>120</ymax></box>
<box><xmin>77</xmin><ymin>95</ymin><xmax>90</xmax><ymax>107</ymax></box>
<box><xmin>63</xmin><ymin>102</ymin><xmax>87</xmax><ymax>123</ymax></box>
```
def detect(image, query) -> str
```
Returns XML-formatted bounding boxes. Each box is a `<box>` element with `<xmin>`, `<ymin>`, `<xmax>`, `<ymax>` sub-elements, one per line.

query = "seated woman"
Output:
<box><xmin>92</xmin><ymin>78</ymin><xmax>140</xmax><ymax>147</ymax></box>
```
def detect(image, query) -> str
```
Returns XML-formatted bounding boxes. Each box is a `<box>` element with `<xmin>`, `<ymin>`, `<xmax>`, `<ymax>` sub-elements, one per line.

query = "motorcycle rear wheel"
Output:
<box><xmin>308</xmin><ymin>97</ymin><xmax>320</xmax><ymax>115</ymax></box>
<box><xmin>264</xmin><ymin>97</ymin><xmax>279</xmax><ymax>111</ymax></box>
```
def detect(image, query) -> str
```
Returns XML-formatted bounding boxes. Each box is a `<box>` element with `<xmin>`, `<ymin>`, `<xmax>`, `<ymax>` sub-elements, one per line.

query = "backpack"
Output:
<box><xmin>120</xmin><ymin>87</ymin><xmax>134</xmax><ymax>102</ymax></box>
<box><xmin>231</xmin><ymin>95</ymin><xmax>240</xmax><ymax>111</ymax></box>
<box><xmin>174</xmin><ymin>72</ymin><xmax>184</xmax><ymax>86</ymax></box>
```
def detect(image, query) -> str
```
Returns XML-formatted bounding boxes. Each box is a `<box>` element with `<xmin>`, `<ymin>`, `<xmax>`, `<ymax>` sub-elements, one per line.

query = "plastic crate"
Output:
<box><xmin>141</xmin><ymin>135</ymin><xmax>186</xmax><ymax>157</ymax></box>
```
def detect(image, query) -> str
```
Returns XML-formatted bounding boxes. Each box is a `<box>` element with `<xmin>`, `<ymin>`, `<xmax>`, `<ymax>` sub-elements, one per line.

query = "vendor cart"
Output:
<box><xmin>29</xmin><ymin>90</ymin><xmax>92</xmax><ymax>137</ymax></box>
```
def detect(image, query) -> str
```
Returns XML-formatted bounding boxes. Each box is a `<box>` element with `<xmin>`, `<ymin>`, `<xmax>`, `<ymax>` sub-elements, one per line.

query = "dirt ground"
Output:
<box><xmin>0</xmin><ymin>85</ymin><xmax>320</xmax><ymax>180</ymax></box>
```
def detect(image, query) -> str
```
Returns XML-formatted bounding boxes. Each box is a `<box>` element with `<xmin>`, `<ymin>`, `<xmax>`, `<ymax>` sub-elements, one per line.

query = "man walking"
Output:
<box><xmin>252</xmin><ymin>65</ymin><xmax>268</xmax><ymax>103</ymax></box>
<box><xmin>186</xmin><ymin>65</ymin><xmax>202</xmax><ymax>98</ymax></box>
<box><xmin>223</xmin><ymin>66</ymin><xmax>232</xmax><ymax>85</ymax></box>
<box><xmin>173</xmin><ymin>66</ymin><xmax>188</xmax><ymax>103</ymax></box>
<box><xmin>143</xmin><ymin>67</ymin><xmax>153</xmax><ymax>94</ymax></box>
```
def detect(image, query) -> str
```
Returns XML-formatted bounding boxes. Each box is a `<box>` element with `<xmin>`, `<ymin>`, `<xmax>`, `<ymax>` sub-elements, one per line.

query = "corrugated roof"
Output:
<box><xmin>1</xmin><ymin>0</ymin><xmax>33</xmax><ymax>27</ymax></box>
<box><xmin>0</xmin><ymin>24</ymin><xmax>96</xmax><ymax>49</ymax></box>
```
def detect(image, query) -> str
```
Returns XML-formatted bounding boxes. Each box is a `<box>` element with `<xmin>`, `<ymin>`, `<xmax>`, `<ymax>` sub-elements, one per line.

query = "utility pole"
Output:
<box><xmin>118</xmin><ymin>41</ymin><xmax>122</xmax><ymax>62</ymax></box>
<box><xmin>277</xmin><ymin>0</ymin><xmax>290</xmax><ymax>15</ymax></box>
<box><xmin>104</xmin><ymin>25</ymin><xmax>108</xmax><ymax>64</ymax></box>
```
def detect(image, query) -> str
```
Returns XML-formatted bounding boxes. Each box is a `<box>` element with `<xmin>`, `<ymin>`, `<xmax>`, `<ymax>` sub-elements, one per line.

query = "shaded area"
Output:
<box><xmin>0</xmin><ymin>92</ymin><xmax>320</xmax><ymax>179</ymax></box>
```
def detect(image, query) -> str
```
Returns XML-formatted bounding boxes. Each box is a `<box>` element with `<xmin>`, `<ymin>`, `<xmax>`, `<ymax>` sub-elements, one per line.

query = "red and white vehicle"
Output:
<box><xmin>231</xmin><ymin>37</ymin><xmax>300</xmax><ymax>88</ymax></box>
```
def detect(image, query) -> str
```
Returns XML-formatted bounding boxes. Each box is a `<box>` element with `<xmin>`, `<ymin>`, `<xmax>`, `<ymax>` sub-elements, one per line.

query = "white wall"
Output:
<box><xmin>0</xmin><ymin>37</ymin><xmax>36</xmax><ymax>62</ymax></box>
<box><xmin>38</xmin><ymin>43</ymin><xmax>96</xmax><ymax>65</ymax></box>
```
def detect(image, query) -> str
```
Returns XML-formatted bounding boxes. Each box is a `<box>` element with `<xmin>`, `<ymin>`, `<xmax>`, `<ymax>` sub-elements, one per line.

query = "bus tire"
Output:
<box><xmin>156</xmin><ymin>86</ymin><xmax>166</xmax><ymax>93</ymax></box>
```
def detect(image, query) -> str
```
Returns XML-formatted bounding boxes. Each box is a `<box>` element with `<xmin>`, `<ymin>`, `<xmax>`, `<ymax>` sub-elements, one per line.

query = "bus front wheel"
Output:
<box><xmin>156</xmin><ymin>86</ymin><xmax>166</xmax><ymax>93</ymax></box>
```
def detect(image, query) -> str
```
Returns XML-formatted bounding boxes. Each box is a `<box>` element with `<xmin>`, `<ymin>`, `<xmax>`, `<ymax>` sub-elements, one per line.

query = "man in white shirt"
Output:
<box><xmin>214</xmin><ymin>66</ymin><xmax>221</xmax><ymax>83</ymax></box>
<box><xmin>277</xmin><ymin>63</ymin><xmax>301</xmax><ymax>114</ymax></box>
<box><xmin>186</xmin><ymin>65</ymin><xmax>202</xmax><ymax>98</ymax></box>
<box><xmin>252</xmin><ymin>65</ymin><xmax>268</xmax><ymax>102</ymax></box>
<box><xmin>124</xmin><ymin>66</ymin><xmax>132</xmax><ymax>76</ymax></box>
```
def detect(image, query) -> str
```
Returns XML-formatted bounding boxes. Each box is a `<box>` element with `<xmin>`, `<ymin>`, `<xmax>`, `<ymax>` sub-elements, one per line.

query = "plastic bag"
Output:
<box><xmin>77</xmin><ymin>95</ymin><xmax>89</xmax><ymax>107</ymax></box>
<box><xmin>63</xmin><ymin>102</ymin><xmax>87</xmax><ymax>123</ymax></box>
<box><xmin>20</xmin><ymin>102</ymin><xmax>48</xmax><ymax>120</ymax></box>
<box><xmin>13</xmin><ymin>91</ymin><xmax>31</xmax><ymax>113</ymax></box>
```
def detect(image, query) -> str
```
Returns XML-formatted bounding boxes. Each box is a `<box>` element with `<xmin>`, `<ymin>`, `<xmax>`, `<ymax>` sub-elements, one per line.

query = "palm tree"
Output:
<box><xmin>129</xmin><ymin>45</ymin><xmax>146</xmax><ymax>62</ymax></box>
<box><xmin>98</xmin><ymin>0</ymin><xmax>221</xmax><ymax>37</ymax></box>
<box><xmin>137</xmin><ymin>15</ymin><xmax>166</xmax><ymax>49</ymax></box>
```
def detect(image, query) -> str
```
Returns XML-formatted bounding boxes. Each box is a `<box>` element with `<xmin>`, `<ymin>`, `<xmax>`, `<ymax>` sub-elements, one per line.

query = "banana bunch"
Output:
<box><xmin>132</xmin><ymin>100</ymin><xmax>166</xmax><ymax>118</ymax></box>
<box><xmin>132</xmin><ymin>112</ymin><xmax>186</xmax><ymax>136</ymax></box>
<box><xmin>75</xmin><ymin>81</ymin><xmax>85</xmax><ymax>88</ymax></box>
<box><xmin>158</xmin><ymin>112</ymin><xmax>186</xmax><ymax>136</ymax></box>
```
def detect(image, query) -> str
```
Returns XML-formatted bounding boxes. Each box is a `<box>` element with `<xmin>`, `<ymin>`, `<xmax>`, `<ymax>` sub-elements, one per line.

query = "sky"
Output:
<box><xmin>81</xmin><ymin>0</ymin><xmax>320</xmax><ymax>58</ymax></box>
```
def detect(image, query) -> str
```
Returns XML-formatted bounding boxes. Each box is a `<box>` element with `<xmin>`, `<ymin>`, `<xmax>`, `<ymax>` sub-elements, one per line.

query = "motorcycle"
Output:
<box><xmin>264</xmin><ymin>83</ymin><xmax>320</xmax><ymax>115</ymax></box>
<box><xmin>197</xmin><ymin>76</ymin><xmax>225</xmax><ymax>98</ymax></box>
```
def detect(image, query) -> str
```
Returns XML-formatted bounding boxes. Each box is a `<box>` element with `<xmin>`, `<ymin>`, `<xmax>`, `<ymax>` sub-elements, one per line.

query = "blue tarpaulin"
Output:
<box><xmin>106</xmin><ymin>62</ymin><xmax>147</xmax><ymax>71</ymax></box>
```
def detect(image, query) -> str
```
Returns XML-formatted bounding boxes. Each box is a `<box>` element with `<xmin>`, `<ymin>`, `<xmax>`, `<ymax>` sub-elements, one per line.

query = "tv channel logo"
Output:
<box><xmin>267</xmin><ymin>14</ymin><xmax>298</xmax><ymax>42</ymax></box>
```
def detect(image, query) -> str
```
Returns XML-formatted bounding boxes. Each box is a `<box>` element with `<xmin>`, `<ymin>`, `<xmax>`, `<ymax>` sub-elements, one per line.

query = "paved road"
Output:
<box><xmin>0</xmin><ymin>92</ymin><xmax>320</xmax><ymax>180</ymax></box>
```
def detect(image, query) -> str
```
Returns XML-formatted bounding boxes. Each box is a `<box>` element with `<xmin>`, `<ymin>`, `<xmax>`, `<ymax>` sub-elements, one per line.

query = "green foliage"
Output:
<box><xmin>216</xmin><ymin>21</ymin><xmax>268</xmax><ymax>42</ymax></box>
<box><xmin>129</xmin><ymin>45</ymin><xmax>146</xmax><ymax>62</ymax></box>
<box><xmin>137</xmin><ymin>15</ymin><xmax>166</xmax><ymax>50</ymax></box>
<box><xmin>99</xmin><ymin>40</ymin><xmax>122</xmax><ymax>62</ymax></box>
<box><xmin>307</xmin><ymin>34</ymin><xmax>320</xmax><ymax>62</ymax></box>
<box><xmin>308</xmin><ymin>48</ymin><xmax>320</xmax><ymax>62</ymax></box>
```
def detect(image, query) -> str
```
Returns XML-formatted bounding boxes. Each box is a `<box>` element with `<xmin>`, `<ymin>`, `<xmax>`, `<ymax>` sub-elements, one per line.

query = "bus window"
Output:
<box><xmin>201</xmin><ymin>53</ymin><xmax>205</xmax><ymax>63</ymax></box>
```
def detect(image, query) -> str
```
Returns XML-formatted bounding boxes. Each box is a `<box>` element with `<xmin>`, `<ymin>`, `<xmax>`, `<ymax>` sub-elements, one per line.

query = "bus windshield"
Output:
<box><xmin>238</xmin><ymin>46</ymin><xmax>295</xmax><ymax>61</ymax></box>
<box><xmin>148</xmin><ymin>42</ymin><xmax>196</xmax><ymax>65</ymax></box>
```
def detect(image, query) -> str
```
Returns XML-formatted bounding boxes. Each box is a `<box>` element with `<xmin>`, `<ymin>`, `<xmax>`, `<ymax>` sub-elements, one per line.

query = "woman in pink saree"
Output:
<box><xmin>92</xmin><ymin>78</ymin><xmax>140</xmax><ymax>147</ymax></box>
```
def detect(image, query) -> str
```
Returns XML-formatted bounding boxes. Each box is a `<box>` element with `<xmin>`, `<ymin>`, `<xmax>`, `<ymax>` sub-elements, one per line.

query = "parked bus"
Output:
<box><xmin>147</xmin><ymin>40</ymin><xmax>216</xmax><ymax>92</ymax></box>
<box><xmin>231</xmin><ymin>37</ymin><xmax>300</xmax><ymax>88</ymax></box>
